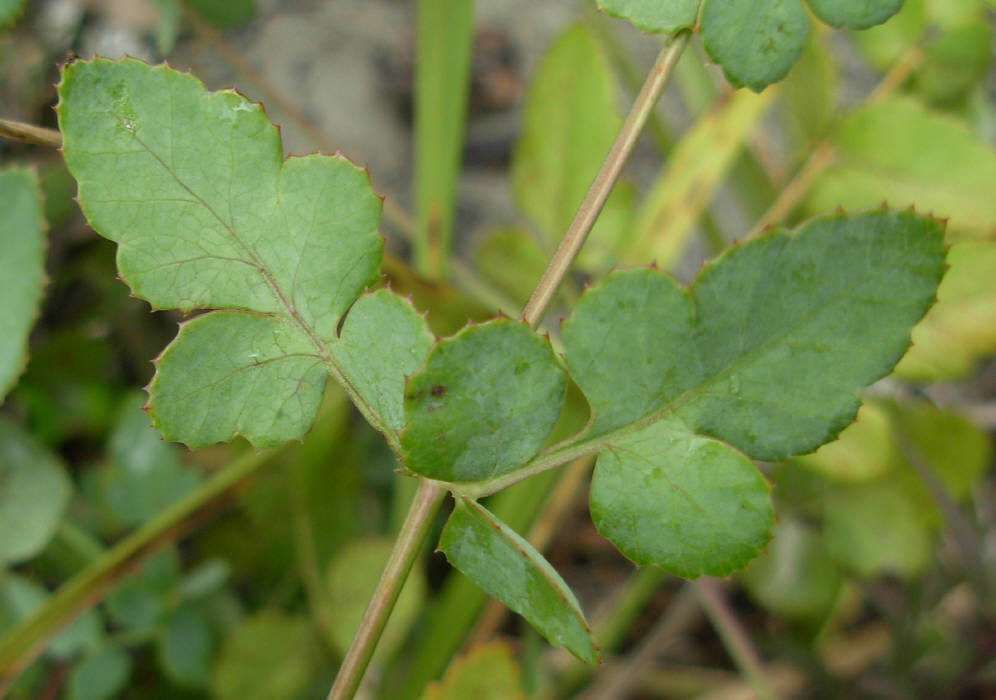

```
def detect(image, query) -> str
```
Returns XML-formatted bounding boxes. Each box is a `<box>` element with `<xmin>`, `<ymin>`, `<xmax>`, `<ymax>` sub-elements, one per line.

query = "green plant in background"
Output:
<box><xmin>0</xmin><ymin>0</ymin><xmax>995</xmax><ymax>699</ymax></box>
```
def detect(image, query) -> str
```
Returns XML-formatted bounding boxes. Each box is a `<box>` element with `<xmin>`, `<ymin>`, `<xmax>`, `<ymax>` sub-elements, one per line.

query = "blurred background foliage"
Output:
<box><xmin>0</xmin><ymin>0</ymin><xmax>995</xmax><ymax>698</ymax></box>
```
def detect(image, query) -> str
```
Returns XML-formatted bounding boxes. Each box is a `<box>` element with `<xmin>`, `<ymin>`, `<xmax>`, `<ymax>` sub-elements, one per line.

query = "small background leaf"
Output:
<box><xmin>324</xmin><ymin>537</ymin><xmax>425</xmax><ymax>660</ymax></box>
<box><xmin>210</xmin><ymin>611</ymin><xmax>320</xmax><ymax>700</ymax></box>
<box><xmin>741</xmin><ymin>518</ymin><xmax>842</xmax><ymax>622</ymax></box>
<box><xmin>0</xmin><ymin>419</ymin><xmax>72</xmax><ymax>565</ymax></box>
<box><xmin>66</xmin><ymin>646</ymin><xmax>132</xmax><ymax>700</ymax></box>
<box><xmin>805</xmin><ymin>97</ymin><xmax>996</xmax><ymax>239</ymax></box>
<box><xmin>421</xmin><ymin>641</ymin><xmax>526</xmax><ymax>700</ymax></box>
<box><xmin>0</xmin><ymin>167</ymin><xmax>46</xmax><ymax>401</ymax></box>
<box><xmin>439</xmin><ymin>499</ymin><xmax>599</xmax><ymax>664</ymax></box>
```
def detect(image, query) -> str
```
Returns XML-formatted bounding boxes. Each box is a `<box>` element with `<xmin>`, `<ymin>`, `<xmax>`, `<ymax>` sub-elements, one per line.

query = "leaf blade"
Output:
<box><xmin>590</xmin><ymin>417</ymin><xmax>773</xmax><ymax>577</ymax></box>
<box><xmin>439</xmin><ymin>499</ymin><xmax>599</xmax><ymax>664</ymax></box>
<box><xmin>701</xmin><ymin>0</ymin><xmax>810</xmax><ymax>92</ymax></box>
<box><xmin>401</xmin><ymin>320</ymin><xmax>566</xmax><ymax>482</ymax></box>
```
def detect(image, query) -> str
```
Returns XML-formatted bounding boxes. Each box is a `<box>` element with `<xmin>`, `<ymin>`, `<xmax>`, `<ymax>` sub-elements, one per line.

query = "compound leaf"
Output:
<box><xmin>563</xmin><ymin>210</ymin><xmax>946</xmax><ymax>576</ymax></box>
<box><xmin>58</xmin><ymin>58</ymin><xmax>431</xmax><ymax>448</ymax></box>
<box><xmin>0</xmin><ymin>168</ymin><xmax>46</xmax><ymax>402</ymax></box>
<box><xmin>439</xmin><ymin>499</ymin><xmax>598</xmax><ymax>664</ymax></box>
<box><xmin>402</xmin><ymin>320</ymin><xmax>565</xmax><ymax>482</ymax></box>
<box><xmin>596</xmin><ymin>0</ymin><xmax>700</xmax><ymax>33</ymax></box>
<box><xmin>806</xmin><ymin>0</ymin><xmax>903</xmax><ymax>28</ymax></box>
<box><xmin>701</xmin><ymin>0</ymin><xmax>810</xmax><ymax>92</ymax></box>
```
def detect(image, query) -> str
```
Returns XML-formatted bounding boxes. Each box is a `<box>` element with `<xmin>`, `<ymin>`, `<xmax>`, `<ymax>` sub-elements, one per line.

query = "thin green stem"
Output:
<box><xmin>0</xmin><ymin>447</ymin><xmax>280</xmax><ymax>694</ymax></box>
<box><xmin>520</xmin><ymin>31</ymin><xmax>690</xmax><ymax>328</ymax></box>
<box><xmin>694</xmin><ymin>578</ymin><xmax>777</xmax><ymax>700</ymax></box>
<box><xmin>326</xmin><ymin>478</ymin><xmax>446</xmax><ymax>700</ymax></box>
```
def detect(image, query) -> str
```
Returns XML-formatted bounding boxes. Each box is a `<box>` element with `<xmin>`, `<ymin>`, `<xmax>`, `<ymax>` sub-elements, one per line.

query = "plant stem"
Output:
<box><xmin>327</xmin><ymin>478</ymin><xmax>446</xmax><ymax>700</ymax></box>
<box><xmin>520</xmin><ymin>31</ymin><xmax>689</xmax><ymax>328</ymax></box>
<box><xmin>0</xmin><ymin>118</ymin><xmax>61</xmax><ymax>147</ymax></box>
<box><xmin>0</xmin><ymin>447</ymin><xmax>280</xmax><ymax>694</ymax></box>
<box><xmin>694</xmin><ymin>578</ymin><xmax>777</xmax><ymax>700</ymax></box>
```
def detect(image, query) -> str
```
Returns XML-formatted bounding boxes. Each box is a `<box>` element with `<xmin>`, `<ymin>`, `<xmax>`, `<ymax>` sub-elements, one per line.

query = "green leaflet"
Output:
<box><xmin>701</xmin><ymin>0</ymin><xmax>810</xmax><ymax>92</ymax></box>
<box><xmin>596</xmin><ymin>0</ymin><xmax>700</xmax><ymax>33</ymax></box>
<box><xmin>58</xmin><ymin>59</ymin><xmax>432</xmax><ymax>448</ymax></box>
<box><xmin>401</xmin><ymin>320</ymin><xmax>566</xmax><ymax>482</ymax></box>
<box><xmin>563</xmin><ymin>210</ymin><xmax>946</xmax><ymax>576</ymax></box>
<box><xmin>806</xmin><ymin>97</ymin><xmax>996</xmax><ymax>239</ymax></box>
<box><xmin>599</xmin><ymin>0</ymin><xmax>901</xmax><ymax>91</ymax></box>
<box><xmin>332</xmin><ymin>290</ymin><xmax>436</xmax><ymax>433</ymax></box>
<box><xmin>0</xmin><ymin>168</ymin><xmax>46</xmax><ymax>402</ymax></box>
<box><xmin>511</xmin><ymin>24</ymin><xmax>621</xmax><ymax>250</ymax></box>
<box><xmin>590</xmin><ymin>416</ymin><xmax>772</xmax><ymax>577</ymax></box>
<box><xmin>0</xmin><ymin>419</ymin><xmax>72</xmax><ymax>565</ymax></box>
<box><xmin>439</xmin><ymin>499</ymin><xmax>598</xmax><ymax>664</ymax></box>
<box><xmin>806</xmin><ymin>0</ymin><xmax>903</xmax><ymax>28</ymax></box>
